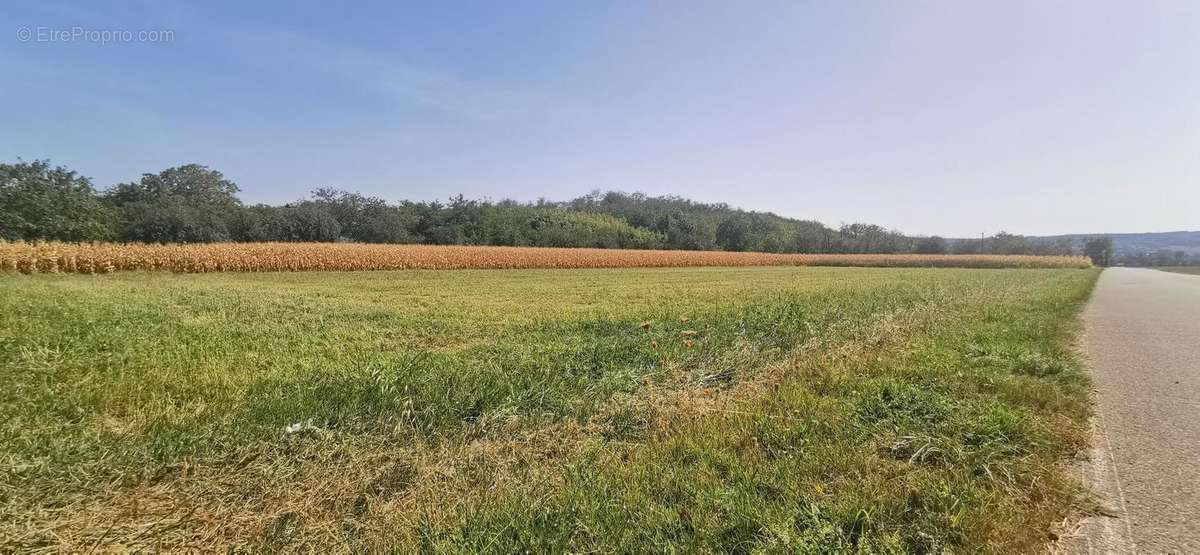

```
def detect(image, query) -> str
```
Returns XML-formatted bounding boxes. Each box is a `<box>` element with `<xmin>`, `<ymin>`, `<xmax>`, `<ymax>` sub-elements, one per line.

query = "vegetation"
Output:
<box><xmin>0</xmin><ymin>241</ymin><xmax>1091</xmax><ymax>274</ymax></box>
<box><xmin>1122</xmin><ymin>249</ymin><xmax>1200</xmax><ymax>267</ymax></box>
<box><xmin>1</xmin><ymin>266</ymin><xmax>1098</xmax><ymax>552</ymax></box>
<box><xmin>1081</xmin><ymin>236</ymin><xmax>1114</xmax><ymax>267</ymax></box>
<box><xmin>0</xmin><ymin>160</ymin><xmax>113</xmax><ymax>241</ymax></box>
<box><xmin>1028</xmin><ymin>230</ymin><xmax>1200</xmax><ymax>266</ymax></box>
<box><xmin>3</xmin><ymin>159</ymin><xmax>1095</xmax><ymax>256</ymax></box>
<box><xmin>1154</xmin><ymin>266</ymin><xmax>1200</xmax><ymax>276</ymax></box>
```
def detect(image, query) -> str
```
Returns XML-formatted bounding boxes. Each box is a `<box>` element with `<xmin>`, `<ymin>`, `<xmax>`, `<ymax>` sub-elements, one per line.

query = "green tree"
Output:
<box><xmin>281</xmin><ymin>203</ymin><xmax>342</xmax><ymax>241</ymax></box>
<box><xmin>106</xmin><ymin>164</ymin><xmax>240</xmax><ymax>207</ymax></box>
<box><xmin>478</xmin><ymin>205</ymin><xmax>665</xmax><ymax>248</ymax></box>
<box><xmin>114</xmin><ymin>196</ymin><xmax>234</xmax><ymax>243</ymax></box>
<box><xmin>987</xmin><ymin>231</ymin><xmax>1029</xmax><ymax>255</ymax></box>
<box><xmin>1083</xmin><ymin>236</ymin><xmax>1114</xmax><ymax>267</ymax></box>
<box><xmin>0</xmin><ymin>160</ymin><xmax>113</xmax><ymax>241</ymax></box>
<box><xmin>914</xmin><ymin>236</ymin><xmax>948</xmax><ymax>254</ymax></box>
<box><xmin>106</xmin><ymin>164</ymin><xmax>242</xmax><ymax>243</ymax></box>
<box><xmin>310</xmin><ymin>189</ymin><xmax>416</xmax><ymax>243</ymax></box>
<box><xmin>715</xmin><ymin>215</ymin><xmax>752</xmax><ymax>251</ymax></box>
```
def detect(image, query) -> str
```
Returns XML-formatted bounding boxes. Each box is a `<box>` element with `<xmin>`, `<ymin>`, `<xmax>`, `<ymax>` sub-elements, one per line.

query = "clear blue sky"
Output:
<box><xmin>3</xmin><ymin>1</ymin><xmax>1197</xmax><ymax>236</ymax></box>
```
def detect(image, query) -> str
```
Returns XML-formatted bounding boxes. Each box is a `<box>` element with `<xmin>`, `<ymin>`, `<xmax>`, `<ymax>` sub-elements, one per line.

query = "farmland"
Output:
<box><xmin>1154</xmin><ymin>266</ymin><xmax>1200</xmax><ymax>276</ymax></box>
<box><xmin>0</xmin><ymin>241</ymin><xmax>1091</xmax><ymax>274</ymax></box>
<box><xmin>0</xmin><ymin>266</ymin><xmax>1098</xmax><ymax>552</ymax></box>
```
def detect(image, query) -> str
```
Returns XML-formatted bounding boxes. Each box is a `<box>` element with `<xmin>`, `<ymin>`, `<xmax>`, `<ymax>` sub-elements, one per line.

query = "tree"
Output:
<box><xmin>106</xmin><ymin>164</ymin><xmax>240</xmax><ymax>208</ymax></box>
<box><xmin>115</xmin><ymin>196</ymin><xmax>233</xmax><ymax>243</ymax></box>
<box><xmin>715</xmin><ymin>215</ymin><xmax>752</xmax><ymax>251</ymax></box>
<box><xmin>14</xmin><ymin>158</ymin><xmax>1098</xmax><ymax>256</ymax></box>
<box><xmin>658</xmin><ymin>212</ymin><xmax>717</xmax><ymax>250</ymax></box>
<box><xmin>1083</xmin><ymin>236</ymin><xmax>1114</xmax><ymax>267</ymax></box>
<box><xmin>310</xmin><ymin>189</ymin><xmax>416</xmax><ymax>243</ymax></box>
<box><xmin>477</xmin><ymin>206</ymin><xmax>664</xmax><ymax>248</ymax></box>
<box><xmin>914</xmin><ymin>236</ymin><xmax>948</xmax><ymax>254</ymax></box>
<box><xmin>281</xmin><ymin>203</ymin><xmax>342</xmax><ymax>242</ymax></box>
<box><xmin>839</xmin><ymin>223</ymin><xmax>892</xmax><ymax>253</ymax></box>
<box><xmin>106</xmin><ymin>165</ymin><xmax>242</xmax><ymax>243</ymax></box>
<box><xmin>952</xmin><ymin>237</ymin><xmax>981</xmax><ymax>255</ymax></box>
<box><xmin>228</xmin><ymin>205</ymin><xmax>276</xmax><ymax>242</ymax></box>
<box><xmin>0</xmin><ymin>160</ymin><xmax>113</xmax><ymax>241</ymax></box>
<box><xmin>987</xmin><ymin>231</ymin><xmax>1028</xmax><ymax>255</ymax></box>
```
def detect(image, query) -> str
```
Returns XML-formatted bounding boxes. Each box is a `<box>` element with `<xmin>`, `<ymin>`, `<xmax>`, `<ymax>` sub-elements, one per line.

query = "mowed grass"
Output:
<box><xmin>0</xmin><ymin>266</ymin><xmax>1099</xmax><ymax>552</ymax></box>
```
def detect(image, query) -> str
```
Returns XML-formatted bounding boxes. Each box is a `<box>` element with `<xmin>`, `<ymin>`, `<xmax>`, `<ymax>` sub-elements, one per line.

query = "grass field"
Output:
<box><xmin>1154</xmin><ymin>266</ymin><xmax>1200</xmax><ymax>275</ymax></box>
<box><xmin>1</xmin><ymin>266</ymin><xmax>1098</xmax><ymax>552</ymax></box>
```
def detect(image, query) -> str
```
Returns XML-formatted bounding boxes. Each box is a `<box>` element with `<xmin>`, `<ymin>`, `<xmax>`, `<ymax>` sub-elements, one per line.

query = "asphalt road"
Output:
<box><xmin>1063</xmin><ymin>268</ymin><xmax>1200</xmax><ymax>553</ymax></box>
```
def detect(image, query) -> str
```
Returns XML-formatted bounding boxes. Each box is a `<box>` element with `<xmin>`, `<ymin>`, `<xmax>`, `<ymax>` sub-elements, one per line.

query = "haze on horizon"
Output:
<box><xmin>3</xmin><ymin>1</ymin><xmax>1197</xmax><ymax>238</ymax></box>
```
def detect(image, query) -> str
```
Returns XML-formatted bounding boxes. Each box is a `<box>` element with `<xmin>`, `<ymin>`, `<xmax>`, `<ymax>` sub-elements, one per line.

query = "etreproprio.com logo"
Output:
<box><xmin>16</xmin><ymin>26</ymin><xmax>175</xmax><ymax>44</ymax></box>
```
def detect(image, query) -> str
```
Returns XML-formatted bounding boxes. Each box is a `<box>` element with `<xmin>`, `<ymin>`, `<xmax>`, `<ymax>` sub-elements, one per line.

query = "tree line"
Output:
<box><xmin>1</xmin><ymin>159</ymin><xmax>1121</xmax><ymax>263</ymax></box>
<box><xmin>1118</xmin><ymin>248</ymin><xmax>1200</xmax><ymax>267</ymax></box>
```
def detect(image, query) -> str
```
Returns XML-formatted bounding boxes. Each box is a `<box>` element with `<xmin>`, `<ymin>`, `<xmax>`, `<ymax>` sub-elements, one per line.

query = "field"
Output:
<box><xmin>0</xmin><ymin>266</ymin><xmax>1098</xmax><ymax>552</ymax></box>
<box><xmin>0</xmin><ymin>241</ymin><xmax>1091</xmax><ymax>273</ymax></box>
<box><xmin>1154</xmin><ymin>266</ymin><xmax>1200</xmax><ymax>275</ymax></box>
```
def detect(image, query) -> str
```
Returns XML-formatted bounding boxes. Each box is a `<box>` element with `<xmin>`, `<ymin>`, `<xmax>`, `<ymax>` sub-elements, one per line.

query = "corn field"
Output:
<box><xmin>0</xmin><ymin>241</ymin><xmax>1092</xmax><ymax>274</ymax></box>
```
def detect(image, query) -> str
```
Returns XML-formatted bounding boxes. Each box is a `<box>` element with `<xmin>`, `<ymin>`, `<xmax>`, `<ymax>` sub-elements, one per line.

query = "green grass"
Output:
<box><xmin>0</xmin><ymin>266</ymin><xmax>1099</xmax><ymax>552</ymax></box>
<box><xmin>1154</xmin><ymin>266</ymin><xmax>1200</xmax><ymax>275</ymax></box>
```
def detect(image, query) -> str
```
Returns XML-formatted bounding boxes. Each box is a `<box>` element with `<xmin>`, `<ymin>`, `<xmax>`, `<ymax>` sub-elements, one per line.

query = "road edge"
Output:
<box><xmin>1052</xmin><ymin>269</ymin><xmax>1137</xmax><ymax>554</ymax></box>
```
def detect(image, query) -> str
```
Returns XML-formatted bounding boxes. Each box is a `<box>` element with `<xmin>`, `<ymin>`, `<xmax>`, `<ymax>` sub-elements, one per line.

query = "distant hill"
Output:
<box><xmin>1028</xmin><ymin>231</ymin><xmax>1200</xmax><ymax>256</ymax></box>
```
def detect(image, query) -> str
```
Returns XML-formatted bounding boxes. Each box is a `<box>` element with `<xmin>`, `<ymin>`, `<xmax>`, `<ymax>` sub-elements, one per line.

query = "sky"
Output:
<box><xmin>2</xmin><ymin>1</ymin><xmax>1198</xmax><ymax>237</ymax></box>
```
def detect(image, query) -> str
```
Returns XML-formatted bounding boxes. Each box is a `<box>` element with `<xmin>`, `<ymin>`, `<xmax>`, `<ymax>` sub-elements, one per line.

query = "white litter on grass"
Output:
<box><xmin>284</xmin><ymin>418</ymin><xmax>318</xmax><ymax>435</ymax></box>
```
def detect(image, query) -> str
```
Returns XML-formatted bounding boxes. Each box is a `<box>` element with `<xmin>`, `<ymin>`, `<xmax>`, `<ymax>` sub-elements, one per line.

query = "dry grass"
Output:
<box><xmin>0</xmin><ymin>241</ymin><xmax>1091</xmax><ymax>274</ymax></box>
